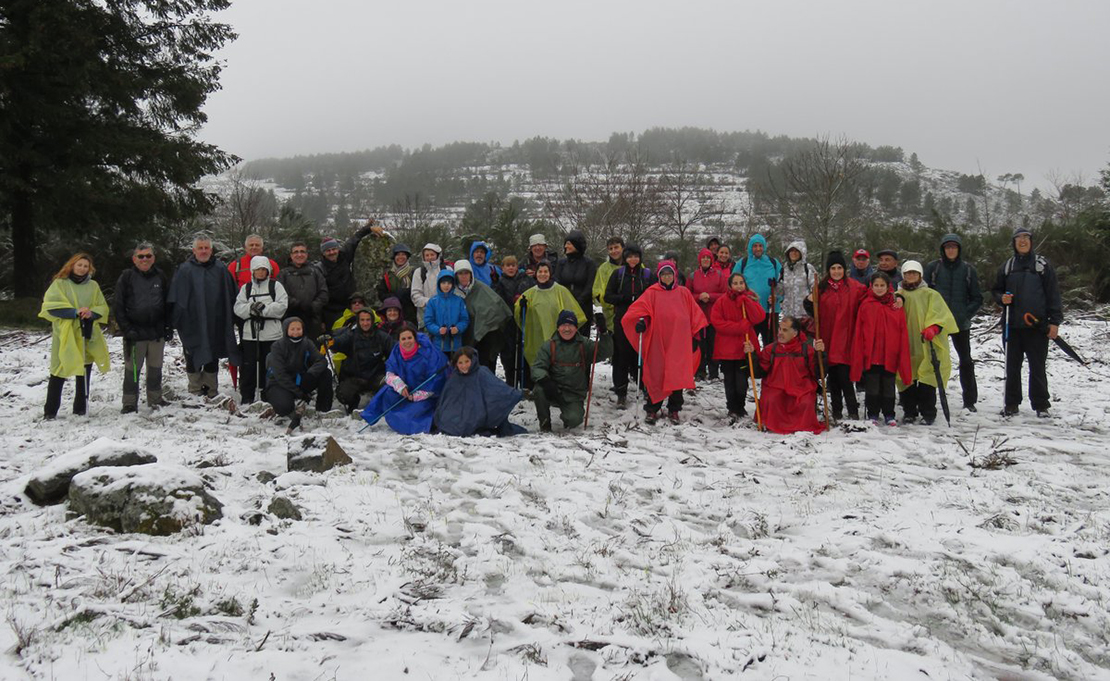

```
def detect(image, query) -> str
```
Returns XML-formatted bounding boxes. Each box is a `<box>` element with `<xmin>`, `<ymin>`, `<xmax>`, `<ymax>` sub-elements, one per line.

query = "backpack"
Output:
<box><xmin>927</xmin><ymin>260</ymin><xmax>975</xmax><ymax>290</ymax></box>
<box><xmin>245</xmin><ymin>278</ymin><xmax>276</xmax><ymax>302</ymax></box>
<box><xmin>548</xmin><ymin>339</ymin><xmax>587</xmax><ymax>371</ymax></box>
<box><xmin>765</xmin><ymin>340</ymin><xmax>813</xmax><ymax>376</ymax></box>
<box><xmin>738</xmin><ymin>256</ymin><xmax>782</xmax><ymax>276</ymax></box>
<box><xmin>1002</xmin><ymin>255</ymin><xmax>1047</xmax><ymax>278</ymax></box>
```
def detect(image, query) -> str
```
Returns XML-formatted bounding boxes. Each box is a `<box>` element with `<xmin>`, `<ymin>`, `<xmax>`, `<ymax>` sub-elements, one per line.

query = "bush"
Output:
<box><xmin>0</xmin><ymin>298</ymin><xmax>50</xmax><ymax>330</ymax></box>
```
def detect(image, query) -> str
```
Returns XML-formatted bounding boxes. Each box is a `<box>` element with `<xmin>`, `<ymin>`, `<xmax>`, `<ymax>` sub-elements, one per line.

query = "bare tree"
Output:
<box><xmin>760</xmin><ymin>135</ymin><xmax>868</xmax><ymax>261</ymax></box>
<box><xmin>211</xmin><ymin>167</ymin><xmax>278</xmax><ymax>249</ymax></box>
<box><xmin>656</xmin><ymin>160</ymin><xmax>731</xmax><ymax>243</ymax></box>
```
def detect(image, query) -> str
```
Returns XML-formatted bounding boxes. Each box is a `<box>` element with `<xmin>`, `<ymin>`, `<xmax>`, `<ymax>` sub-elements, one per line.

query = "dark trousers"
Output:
<box><xmin>266</xmin><ymin>374</ymin><xmax>334</xmax><ymax>416</ymax></box>
<box><xmin>696</xmin><ymin>326</ymin><xmax>718</xmax><ymax>379</ymax></box>
<box><xmin>500</xmin><ymin>327</ymin><xmax>530</xmax><ymax>388</ymax></box>
<box><xmin>1005</xmin><ymin>328</ymin><xmax>1050</xmax><ymax>411</ymax></box>
<box><xmin>949</xmin><ymin>329</ymin><xmax>978</xmax><ymax>407</ymax></box>
<box><xmin>239</xmin><ymin>340</ymin><xmax>274</xmax><ymax>403</ymax></box>
<box><xmin>184</xmin><ymin>352</ymin><xmax>219</xmax><ymax>396</ymax></box>
<box><xmin>720</xmin><ymin>358</ymin><xmax>752</xmax><ymax>415</ymax></box>
<box><xmin>827</xmin><ymin>363</ymin><xmax>859</xmax><ymax>418</ymax></box>
<box><xmin>122</xmin><ymin>339</ymin><xmax>165</xmax><ymax>407</ymax></box>
<box><xmin>754</xmin><ymin>317</ymin><xmax>774</xmax><ymax>346</ymax></box>
<box><xmin>612</xmin><ymin>318</ymin><xmax>639</xmax><ymax>398</ymax></box>
<box><xmin>900</xmin><ymin>382</ymin><xmax>937</xmax><ymax>422</ymax></box>
<box><xmin>44</xmin><ymin>365</ymin><xmax>92</xmax><ymax>418</ymax></box>
<box><xmin>862</xmin><ymin>366</ymin><xmax>896</xmax><ymax>420</ymax></box>
<box><xmin>336</xmin><ymin>373</ymin><xmax>384</xmax><ymax>412</ymax></box>
<box><xmin>647</xmin><ymin>390</ymin><xmax>684</xmax><ymax>414</ymax></box>
<box><xmin>474</xmin><ymin>329</ymin><xmax>502</xmax><ymax>374</ymax></box>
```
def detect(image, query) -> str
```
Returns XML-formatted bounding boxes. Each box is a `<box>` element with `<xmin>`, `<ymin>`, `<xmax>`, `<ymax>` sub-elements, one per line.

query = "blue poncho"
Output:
<box><xmin>433</xmin><ymin>356</ymin><xmax>525</xmax><ymax>437</ymax></box>
<box><xmin>361</xmin><ymin>333</ymin><xmax>447</xmax><ymax>434</ymax></box>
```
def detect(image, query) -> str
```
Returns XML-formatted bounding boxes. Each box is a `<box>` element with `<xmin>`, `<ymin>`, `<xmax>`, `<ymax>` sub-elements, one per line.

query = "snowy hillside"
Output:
<box><xmin>1</xmin><ymin>319</ymin><xmax>1109</xmax><ymax>680</ymax></box>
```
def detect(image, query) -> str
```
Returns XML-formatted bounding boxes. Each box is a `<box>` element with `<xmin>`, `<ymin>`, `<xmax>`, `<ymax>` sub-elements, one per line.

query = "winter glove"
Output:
<box><xmin>123</xmin><ymin>328</ymin><xmax>138</xmax><ymax>341</ymax></box>
<box><xmin>250</xmin><ymin>301</ymin><xmax>265</xmax><ymax>317</ymax></box>
<box><xmin>922</xmin><ymin>325</ymin><xmax>941</xmax><ymax>342</ymax></box>
<box><xmin>634</xmin><ymin>318</ymin><xmax>647</xmax><ymax>334</ymax></box>
<box><xmin>538</xmin><ymin>377</ymin><xmax>560</xmax><ymax>402</ymax></box>
<box><xmin>594</xmin><ymin>313</ymin><xmax>607</xmax><ymax>334</ymax></box>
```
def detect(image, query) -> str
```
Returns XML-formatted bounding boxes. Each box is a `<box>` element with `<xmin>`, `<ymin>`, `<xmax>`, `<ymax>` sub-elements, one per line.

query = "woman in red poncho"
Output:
<box><xmin>687</xmin><ymin>247</ymin><xmax>728</xmax><ymax>380</ymax></box>
<box><xmin>622</xmin><ymin>260</ymin><xmax>707</xmax><ymax>424</ymax></box>
<box><xmin>849</xmin><ymin>272</ymin><xmax>912</xmax><ymax>426</ymax></box>
<box><xmin>710</xmin><ymin>272</ymin><xmax>765</xmax><ymax>421</ymax></box>
<box><xmin>749</xmin><ymin>315</ymin><xmax>826</xmax><ymax>434</ymax></box>
<box><xmin>804</xmin><ymin>250</ymin><xmax>866</xmax><ymax>420</ymax></box>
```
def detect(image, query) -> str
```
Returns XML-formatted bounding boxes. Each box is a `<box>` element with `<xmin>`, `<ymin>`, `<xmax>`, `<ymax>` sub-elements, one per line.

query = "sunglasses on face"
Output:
<box><xmin>135</xmin><ymin>254</ymin><xmax>153</xmax><ymax>259</ymax></box>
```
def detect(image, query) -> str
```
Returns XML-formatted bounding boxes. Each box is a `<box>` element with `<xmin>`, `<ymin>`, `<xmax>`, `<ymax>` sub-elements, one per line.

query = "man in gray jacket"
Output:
<box><xmin>278</xmin><ymin>241</ymin><xmax>329</xmax><ymax>340</ymax></box>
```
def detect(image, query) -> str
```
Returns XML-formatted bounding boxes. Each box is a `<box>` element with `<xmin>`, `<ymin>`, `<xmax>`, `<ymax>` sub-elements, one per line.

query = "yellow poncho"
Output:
<box><xmin>514</xmin><ymin>283</ymin><xmax>586</xmax><ymax>366</ymax></box>
<box><xmin>897</xmin><ymin>284</ymin><xmax>958</xmax><ymax>390</ymax></box>
<box><xmin>592</xmin><ymin>259</ymin><xmax>619</xmax><ymax>329</ymax></box>
<box><xmin>39</xmin><ymin>277</ymin><xmax>111</xmax><ymax>377</ymax></box>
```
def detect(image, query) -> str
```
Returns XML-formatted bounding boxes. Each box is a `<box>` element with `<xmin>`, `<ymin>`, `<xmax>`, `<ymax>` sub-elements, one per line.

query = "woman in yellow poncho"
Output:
<box><xmin>896</xmin><ymin>260</ymin><xmax>958</xmax><ymax>426</ymax></box>
<box><xmin>514</xmin><ymin>261</ymin><xmax>585</xmax><ymax>386</ymax></box>
<box><xmin>39</xmin><ymin>253</ymin><xmax>111</xmax><ymax>419</ymax></box>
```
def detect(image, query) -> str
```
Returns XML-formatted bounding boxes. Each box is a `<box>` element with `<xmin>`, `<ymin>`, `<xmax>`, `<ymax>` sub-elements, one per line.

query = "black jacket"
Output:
<box><xmin>316</xmin><ymin>225</ymin><xmax>375</xmax><ymax>312</ymax></box>
<box><xmin>279</xmin><ymin>263</ymin><xmax>329</xmax><ymax>321</ymax></box>
<box><xmin>266</xmin><ymin>319</ymin><xmax>330</xmax><ymax>393</ymax></box>
<box><xmin>922</xmin><ymin>234</ymin><xmax>983</xmax><ymax>331</ymax></box>
<box><xmin>492</xmin><ymin>272</ymin><xmax>535</xmax><ymax>308</ymax></box>
<box><xmin>113</xmin><ymin>266</ymin><xmax>170</xmax><ymax>341</ymax></box>
<box><xmin>991</xmin><ymin>250</ymin><xmax>1063</xmax><ymax>328</ymax></box>
<box><xmin>603</xmin><ymin>264</ymin><xmax>655</xmax><ymax>323</ymax></box>
<box><xmin>554</xmin><ymin>231</ymin><xmax>597</xmax><ymax>319</ymax></box>
<box><xmin>332</xmin><ymin>325</ymin><xmax>394</xmax><ymax>381</ymax></box>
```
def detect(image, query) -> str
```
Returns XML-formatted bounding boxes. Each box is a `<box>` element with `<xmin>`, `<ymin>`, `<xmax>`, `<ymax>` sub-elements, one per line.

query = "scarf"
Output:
<box><xmin>400</xmin><ymin>343</ymin><xmax>419</xmax><ymax>361</ymax></box>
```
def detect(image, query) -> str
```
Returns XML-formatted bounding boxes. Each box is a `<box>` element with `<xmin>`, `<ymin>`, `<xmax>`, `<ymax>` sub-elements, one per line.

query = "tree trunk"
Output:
<box><xmin>11</xmin><ymin>186</ymin><xmax>40</xmax><ymax>298</ymax></box>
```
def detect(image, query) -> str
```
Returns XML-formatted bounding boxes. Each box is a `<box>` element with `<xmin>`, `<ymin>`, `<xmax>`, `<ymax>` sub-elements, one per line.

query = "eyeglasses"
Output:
<box><xmin>135</xmin><ymin>254</ymin><xmax>154</xmax><ymax>260</ymax></box>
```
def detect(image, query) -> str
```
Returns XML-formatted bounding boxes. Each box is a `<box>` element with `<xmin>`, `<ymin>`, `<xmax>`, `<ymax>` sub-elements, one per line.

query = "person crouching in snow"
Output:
<box><xmin>749</xmin><ymin>316</ymin><xmax>826</xmax><ymax>435</ymax></box>
<box><xmin>896</xmin><ymin>260</ymin><xmax>958</xmax><ymax>425</ymax></box>
<box><xmin>850</xmin><ymin>272</ymin><xmax>912</xmax><ymax>426</ymax></box>
<box><xmin>622</xmin><ymin>260</ymin><xmax>707</xmax><ymax>424</ymax></box>
<box><xmin>711</xmin><ymin>273</ymin><xmax>766</xmax><ymax>421</ymax></box>
<box><xmin>423</xmin><ymin>268</ymin><xmax>469</xmax><ymax>358</ymax></box>
<box><xmin>433</xmin><ymin>347</ymin><xmax>526</xmax><ymax>436</ymax></box>
<box><xmin>360</xmin><ymin>323</ymin><xmax>447</xmax><ymax>434</ymax></box>
<box><xmin>804</xmin><ymin>250</ymin><xmax>866</xmax><ymax>420</ymax></box>
<box><xmin>531</xmin><ymin>310</ymin><xmax>612</xmax><ymax>432</ymax></box>
<box><xmin>264</xmin><ymin>317</ymin><xmax>334</xmax><ymax>431</ymax></box>
<box><xmin>377</xmin><ymin>296</ymin><xmax>406</xmax><ymax>338</ymax></box>
<box><xmin>324</xmin><ymin>309</ymin><xmax>394</xmax><ymax>414</ymax></box>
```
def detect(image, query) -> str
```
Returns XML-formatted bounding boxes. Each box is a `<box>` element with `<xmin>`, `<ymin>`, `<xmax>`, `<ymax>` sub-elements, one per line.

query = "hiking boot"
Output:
<box><xmin>1001</xmin><ymin>405</ymin><xmax>1019</xmax><ymax>417</ymax></box>
<box><xmin>539</xmin><ymin>420</ymin><xmax>552</xmax><ymax>432</ymax></box>
<box><xmin>149</xmin><ymin>398</ymin><xmax>171</xmax><ymax>409</ymax></box>
<box><xmin>120</xmin><ymin>405</ymin><xmax>138</xmax><ymax>415</ymax></box>
<box><xmin>964</xmin><ymin>403</ymin><xmax>977</xmax><ymax>413</ymax></box>
<box><xmin>847</xmin><ymin>410</ymin><xmax>859</xmax><ymax>420</ymax></box>
<box><xmin>694</xmin><ymin>371</ymin><xmax>707</xmax><ymax>381</ymax></box>
<box><xmin>667</xmin><ymin>410</ymin><xmax>680</xmax><ymax>424</ymax></box>
<box><xmin>902</xmin><ymin>416</ymin><xmax>917</xmax><ymax>425</ymax></box>
<box><xmin>288</xmin><ymin>413</ymin><xmax>302</xmax><ymax>432</ymax></box>
<box><xmin>616</xmin><ymin>394</ymin><xmax>627</xmax><ymax>409</ymax></box>
<box><xmin>1035</xmin><ymin>408</ymin><xmax>1051</xmax><ymax>418</ymax></box>
<box><xmin>922</xmin><ymin>417</ymin><xmax>935</xmax><ymax>426</ymax></box>
<box><xmin>645</xmin><ymin>410</ymin><xmax>662</xmax><ymax>424</ymax></box>
<box><xmin>885</xmin><ymin>418</ymin><xmax>898</xmax><ymax>427</ymax></box>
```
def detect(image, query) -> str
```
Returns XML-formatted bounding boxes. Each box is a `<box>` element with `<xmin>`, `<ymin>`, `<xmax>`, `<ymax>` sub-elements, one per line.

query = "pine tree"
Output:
<box><xmin>0</xmin><ymin>0</ymin><xmax>237</xmax><ymax>296</ymax></box>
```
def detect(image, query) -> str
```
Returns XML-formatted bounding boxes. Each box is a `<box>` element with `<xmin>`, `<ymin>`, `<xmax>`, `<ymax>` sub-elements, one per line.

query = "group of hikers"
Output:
<box><xmin>38</xmin><ymin>219</ymin><xmax>1064</xmax><ymax>436</ymax></box>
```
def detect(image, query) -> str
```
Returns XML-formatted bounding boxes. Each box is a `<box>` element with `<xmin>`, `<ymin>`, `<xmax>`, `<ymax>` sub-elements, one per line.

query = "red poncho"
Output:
<box><xmin>757</xmin><ymin>334</ymin><xmax>825</xmax><ymax>435</ymax></box>
<box><xmin>814</xmin><ymin>276</ymin><xmax>866</xmax><ymax>366</ymax></box>
<box><xmin>622</xmin><ymin>282</ymin><xmax>707</xmax><ymax>403</ymax></box>
<box><xmin>710</xmin><ymin>290</ymin><xmax>765</xmax><ymax>360</ymax></box>
<box><xmin>686</xmin><ymin>249</ymin><xmax>728</xmax><ymax>318</ymax></box>
<box><xmin>849</xmin><ymin>291</ymin><xmax>912</xmax><ymax>384</ymax></box>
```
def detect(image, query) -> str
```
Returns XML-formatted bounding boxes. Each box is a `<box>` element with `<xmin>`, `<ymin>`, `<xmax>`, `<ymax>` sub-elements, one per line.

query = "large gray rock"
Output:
<box><xmin>25</xmin><ymin>438</ymin><xmax>157</xmax><ymax>505</ymax></box>
<box><xmin>287</xmin><ymin>434</ymin><xmax>352</xmax><ymax>473</ymax></box>
<box><xmin>68</xmin><ymin>464</ymin><xmax>223</xmax><ymax>535</ymax></box>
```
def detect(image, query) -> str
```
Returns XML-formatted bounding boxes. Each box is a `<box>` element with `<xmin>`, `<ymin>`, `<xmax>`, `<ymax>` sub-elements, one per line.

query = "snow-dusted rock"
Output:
<box><xmin>25</xmin><ymin>437</ymin><xmax>157</xmax><ymax>505</ymax></box>
<box><xmin>267</xmin><ymin>495</ymin><xmax>302</xmax><ymax>520</ymax></box>
<box><xmin>67</xmin><ymin>464</ymin><xmax>222</xmax><ymax>535</ymax></box>
<box><xmin>286</xmin><ymin>433</ymin><xmax>352</xmax><ymax>473</ymax></box>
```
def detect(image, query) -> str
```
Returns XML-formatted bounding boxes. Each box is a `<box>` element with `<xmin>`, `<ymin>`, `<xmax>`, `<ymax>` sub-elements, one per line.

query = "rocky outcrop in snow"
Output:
<box><xmin>286</xmin><ymin>433</ymin><xmax>352</xmax><ymax>473</ymax></box>
<box><xmin>67</xmin><ymin>464</ymin><xmax>223</xmax><ymax>535</ymax></box>
<box><xmin>25</xmin><ymin>438</ymin><xmax>157</xmax><ymax>505</ymax></box>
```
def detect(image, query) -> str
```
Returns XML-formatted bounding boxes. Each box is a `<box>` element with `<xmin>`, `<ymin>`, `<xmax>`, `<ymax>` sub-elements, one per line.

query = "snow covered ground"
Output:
<box><xmin>1</xmin><ymin>319</ymin><xmax>1109</xmax><ymax>680</ymax></box>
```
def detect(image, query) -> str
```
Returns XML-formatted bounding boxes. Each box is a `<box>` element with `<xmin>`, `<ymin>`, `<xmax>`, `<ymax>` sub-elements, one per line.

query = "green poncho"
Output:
<box><xmin>514</xmin><ymin>283</ymin><xmax>586</xmax><ymax>366</ymax></box>
<box><xmin>897</xmin><ymin>284</ymin><xmax>958</xmax><ymax>390</ymax></box>
<box><xmin>592</xmin><ymin>259</ymin><xmax>619</xmax><ymax>329</ymax></box>
<box><xmin>461</xmin><ymin>280</ymin><xmax>512</xmax><ymax>344</ymax></box>
<box><xmin>39</xmin><ymin>277</ymin><xmax>111</xmax><ymax>377</ymax></box>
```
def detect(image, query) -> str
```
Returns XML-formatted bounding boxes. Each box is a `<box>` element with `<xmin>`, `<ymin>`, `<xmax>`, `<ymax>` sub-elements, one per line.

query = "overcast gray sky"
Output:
<box><xmin>200</xmin><ymin>0</ymin><xmax>1110</xmax><ymax>187</ymax></box>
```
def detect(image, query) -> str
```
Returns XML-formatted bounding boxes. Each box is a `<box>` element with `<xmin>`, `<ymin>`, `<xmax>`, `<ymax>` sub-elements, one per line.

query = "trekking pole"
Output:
<box><xmin>518</xmin><ymin>299</ymin><xmax>527</xmax><ymax>390</ymax></box>
<box><xmin>132</xmin><ymin>342</ymin><xmax>139</xmax><ymax>386</ymax></box>
<box><xmin>358</xmin><ymin>365</ymin><xmax>447</xmax><ymax>432</ymax></box>
<box><xmin>584</xmin><ymin>323</ymin><xmax>600</xmax><ymax>428</ymax></box>
<box><xmin>636</xmin><ymin>321</ymin><xmax>645</xmax><ymax>406</ymax></box>
<box><xmin>1001</xmin><ymin>295</ymin><xmax>1011</xmax><ymax>352</ymax></box>
<box><xmin>812</xmin><ymin>273</ymin><xmax>832</xmax><ymax>427</ymax></box>
<box><xmin>321</xmin><ymin>341</ymin><xmax>340</xmax><ymax>388</ymax></box>
<box><xmin>768</xmin><ymin>280</ymin><xmax>778</xmax><ymax>340</ymax></box>
<box><xmin>741</xmin><ymin>298</ymin><xmax>763</xmax><ymax>431</ymax></box>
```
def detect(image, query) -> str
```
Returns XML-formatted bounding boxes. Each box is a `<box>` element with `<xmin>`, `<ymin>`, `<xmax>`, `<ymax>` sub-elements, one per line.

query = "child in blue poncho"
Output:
<box><xmin>433</xmin><ymin>347</ymin><xmax>526</xmax><ymax>437</ymax></box>
<box><xmin>423</xmin><ymin>268</ymin><xmax>469</xmax><ymax>357</ymax></box>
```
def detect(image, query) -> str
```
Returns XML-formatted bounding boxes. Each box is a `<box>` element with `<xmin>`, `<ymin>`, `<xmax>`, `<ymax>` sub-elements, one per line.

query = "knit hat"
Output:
<box><xmin>321</xmin><ymin>237</ymin><xmax>340</xmax><ymax>252</ymax></box>
<box><xmin>529</xmin><ymin>234</ymin><xmax>547</xmax><ymax>247</ymax></box>
<box><xmin>901</xmin><ymin>260</ymin><xmax>923</xmax><ymax>275</ymax></box>
<box><xmin>622</xmin><ymin>243</ymin><xmax>643</xmax><ymax>260</ymax></box>
<box><xmin>825</xmin><ymin>250</ymin><xmax>847</xmax><ymax>272</ymax></box>
<box><xmin>1012</xmin><ymin>226</ymin><xmax>1032</xmax><ymax>241</ymax></box>
<box><xmin>556</xmin><ymin>310</ymin><xmax>579</xmax><ymax>328</ymax></box>
<box><xmin>249</xmin><ymin>255</ymin><xmax>271</xmax><ymax>273</ymax></box>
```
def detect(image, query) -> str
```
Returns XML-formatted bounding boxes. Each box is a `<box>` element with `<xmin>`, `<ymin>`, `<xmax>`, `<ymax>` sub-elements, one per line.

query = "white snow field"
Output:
<box><xmin>0</xmin><ymin>319</ymin><xmax>1108</xmax><ymax>681</ymax></box>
